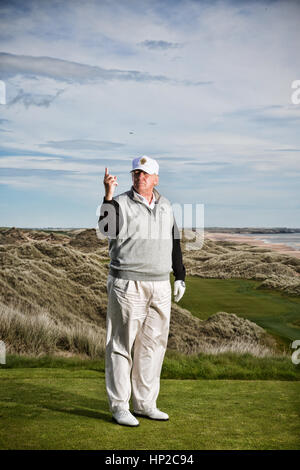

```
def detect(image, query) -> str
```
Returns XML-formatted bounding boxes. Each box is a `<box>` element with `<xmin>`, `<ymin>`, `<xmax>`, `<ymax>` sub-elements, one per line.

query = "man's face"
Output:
<box><xmin>131</xmin><ymin>170</ymin><xmax>159</xmax><ymax>194</ymax></box>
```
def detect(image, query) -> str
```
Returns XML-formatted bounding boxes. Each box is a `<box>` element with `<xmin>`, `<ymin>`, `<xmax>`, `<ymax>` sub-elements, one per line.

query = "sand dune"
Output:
<box><xmin>205</xmin><ymin>231</ymin><xmax>300</xmax><ymax>259</ymax></box>
<box><xmin>0</xmin><ymin>226</ymin><xmax>285</xmax><ymax>357</ymax></box>
<box><xmin>180</xmin><ymin>229</ymin><xmax>300</xmax><ymax>296</ymax></box>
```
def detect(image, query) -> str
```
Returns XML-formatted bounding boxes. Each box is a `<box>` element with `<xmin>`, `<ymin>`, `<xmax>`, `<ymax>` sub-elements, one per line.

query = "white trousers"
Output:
<box><xmin>105</xmin><ymin>274</ymin><xmax>171</xmax><ymax>413</ymax></box>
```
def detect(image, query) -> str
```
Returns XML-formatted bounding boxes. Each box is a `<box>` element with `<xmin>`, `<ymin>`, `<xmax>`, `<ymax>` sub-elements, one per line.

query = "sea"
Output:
<box><xmin>236</xmin><ymin>233</ymin><xmax>300</xmax><ymax>251</ymax></box>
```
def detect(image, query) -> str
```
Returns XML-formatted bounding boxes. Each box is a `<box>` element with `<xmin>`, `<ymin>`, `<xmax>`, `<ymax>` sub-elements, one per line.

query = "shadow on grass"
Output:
<box><xmin>46</xmin><ymin>405</ymin><xmax>112</xmax><ymax>423</ymax></box>
<box><xmin>2</xmin><ymin>380</ymin><xmax>112</xmax><ymax>424</ymax></box>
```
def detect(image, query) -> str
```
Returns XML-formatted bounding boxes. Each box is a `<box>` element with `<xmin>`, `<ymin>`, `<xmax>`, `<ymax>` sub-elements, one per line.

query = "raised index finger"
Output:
<box><xmin>105</xmin><ymin>167</ymin><xmax>108</xmax><ymax>176</ymax></box>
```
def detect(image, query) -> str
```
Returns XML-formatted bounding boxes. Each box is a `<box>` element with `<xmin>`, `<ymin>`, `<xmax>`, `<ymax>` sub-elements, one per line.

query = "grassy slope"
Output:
<box><xmin>177</xmin><ymin>276</ymin><xmax>300</xmax><ymax>345</ymax></box>
<box><xmin>0</xmin><ymin>367</ymin><xmax>299</xmax><ymax>450</ymax></box>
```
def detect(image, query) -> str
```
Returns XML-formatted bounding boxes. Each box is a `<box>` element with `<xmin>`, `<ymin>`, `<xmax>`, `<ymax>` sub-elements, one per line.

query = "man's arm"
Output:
<box><xmin>98</xmin><ymin>198</ymin><xmax>122</xmax><ymax>238</ymax></box>
<box><xmin>98</xmin><ymin>167</ymin><xmax>123</xmax><ymax>238</ymax></box>
<box><xmin>172</xmin><ymin>218</ymin><xmax>186</xmax><ymax>281</ymax></box>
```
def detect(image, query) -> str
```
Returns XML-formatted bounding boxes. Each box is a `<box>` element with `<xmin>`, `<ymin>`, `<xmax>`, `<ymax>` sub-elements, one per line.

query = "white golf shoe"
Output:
<box><xmin>112</xmin><ymin>409</ymin><xmax>139</xmax><ymax>427</ymax></box>
<box><xmin>134</xmin><ymin>408</ymin><xmax>169</xmax><ymax>421</ymax></box>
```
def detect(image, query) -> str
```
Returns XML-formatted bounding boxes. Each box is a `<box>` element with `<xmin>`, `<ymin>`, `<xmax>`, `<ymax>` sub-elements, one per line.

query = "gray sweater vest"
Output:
<box><xmin>107</xmin><ymin>188</ymin><xmax>174</xmax><ymax>281</ymax></box>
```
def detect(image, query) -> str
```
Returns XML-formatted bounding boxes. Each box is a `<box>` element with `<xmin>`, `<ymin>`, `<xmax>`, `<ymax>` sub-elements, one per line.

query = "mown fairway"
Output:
<box><xmin>177</xmin><ymin>277</ymin><xmax>300</xmax><ymax>345</ymax></box>
<box><xmin>0</xmin><ymin>367</ymin><xmax>299</xmax><ymax>450</ymax></box>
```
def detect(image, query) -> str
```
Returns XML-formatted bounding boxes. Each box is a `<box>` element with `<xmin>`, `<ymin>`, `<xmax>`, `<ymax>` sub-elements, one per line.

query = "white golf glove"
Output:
<box><xmin>174</xmin><ymin>280</ymin><xmax>186</xmax><ymax>303</ymax></box>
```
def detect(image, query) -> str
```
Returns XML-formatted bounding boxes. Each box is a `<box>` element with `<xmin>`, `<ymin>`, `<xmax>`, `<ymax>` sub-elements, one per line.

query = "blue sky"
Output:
<box><xmin>0</xmin><ymin>0</ymin><xmax>300</xmax><ymax>228</ymax></box>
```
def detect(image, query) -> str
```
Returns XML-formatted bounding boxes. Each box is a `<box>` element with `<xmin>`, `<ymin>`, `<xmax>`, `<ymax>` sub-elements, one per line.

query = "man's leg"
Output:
<box><xmin>105</xmin><ymin>275</ymin><xmax>148</xmax><ymax>414</ymax></box>
<box><xmin>131</xmin><ymin>280</ymin><xmax>171</xmax><ymax>414</ymax></box>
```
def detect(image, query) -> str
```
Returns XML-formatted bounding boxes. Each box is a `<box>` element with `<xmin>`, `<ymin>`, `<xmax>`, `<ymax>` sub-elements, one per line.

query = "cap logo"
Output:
<box><xmin>140</xmin><ymin>157</ymin><xmax>147</xmax><ymax>164</ymax></box>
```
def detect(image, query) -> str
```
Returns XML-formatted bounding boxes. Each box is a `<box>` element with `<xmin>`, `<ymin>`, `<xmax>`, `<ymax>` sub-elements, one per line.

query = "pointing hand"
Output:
<box><xmin>103</xmin><ymin>167</ymin><xmax>118</xmax><ymax>201</ymax></box>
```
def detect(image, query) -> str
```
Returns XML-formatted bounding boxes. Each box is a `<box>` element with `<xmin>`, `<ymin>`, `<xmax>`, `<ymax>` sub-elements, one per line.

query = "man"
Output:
<box><xmin>98</xmin><ymin>155</ymin><xmax>186</xmax><ymax>427</ymax></box>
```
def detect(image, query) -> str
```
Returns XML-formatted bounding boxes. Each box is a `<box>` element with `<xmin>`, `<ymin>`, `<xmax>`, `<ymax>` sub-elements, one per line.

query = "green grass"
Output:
<box><xmin>1</xmin><ymin>354</ymin><xmax>106</xmax><ymax>371</ymax></box>
<box><xmin>162</xmin><ymin>351</ymin><xmax>300</xmax><ymax>381</ymax></box>
<box><xmin>177</xmin><ymin>277</ymin><xmax>300</xmax><ymax>345</ymax></box>
<box><xmin>3</xmin><ymin>353</ymin><xmax>300</xmax><ymax>381</ymax></box>
<box><xmin>0</xmin><ymin>367</ymin><xmax>299</xmax><ymax>450</ymax></box>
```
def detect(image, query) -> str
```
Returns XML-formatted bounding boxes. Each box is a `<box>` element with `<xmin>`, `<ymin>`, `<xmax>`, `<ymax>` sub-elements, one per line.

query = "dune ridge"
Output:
<box><xmin>1</xmin><ymin>227</ymin><xmax>298</xmax><ymax>358</ymax></box>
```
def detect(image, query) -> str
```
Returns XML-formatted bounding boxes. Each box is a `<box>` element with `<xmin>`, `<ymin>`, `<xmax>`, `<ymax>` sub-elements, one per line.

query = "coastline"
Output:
<box><xmin>204</xmin><ymin>231</ymin><xmax>300</xmax><ymax>259</ymax></box>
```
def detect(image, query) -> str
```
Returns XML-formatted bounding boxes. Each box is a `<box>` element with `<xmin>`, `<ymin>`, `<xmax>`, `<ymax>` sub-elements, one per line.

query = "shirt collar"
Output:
<box><xmin>132</xmin><ymin>188</ymin><xmax>156</xmax><ymax>209</ymax></box>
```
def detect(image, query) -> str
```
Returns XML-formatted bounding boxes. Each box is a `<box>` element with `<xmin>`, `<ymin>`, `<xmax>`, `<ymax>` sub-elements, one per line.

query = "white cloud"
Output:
<box><xmin>1</xmin><ymin>0</ymin><xmax>300</xmax><ymax>226</ymax></box>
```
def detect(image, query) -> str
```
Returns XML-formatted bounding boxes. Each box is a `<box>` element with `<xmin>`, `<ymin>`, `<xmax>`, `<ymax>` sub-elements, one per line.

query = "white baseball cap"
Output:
<box><xmin>131</xmin><ymin>155</ymin><xmax>159</xmax><ymax>175</ymax></box>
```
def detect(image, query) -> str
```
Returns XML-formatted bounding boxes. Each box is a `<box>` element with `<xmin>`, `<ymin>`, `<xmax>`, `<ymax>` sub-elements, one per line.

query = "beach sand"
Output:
<box><xmin>204</xmin><ymin>232</ymin><xmax>300</xmax><ymax>259</ymax></box>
